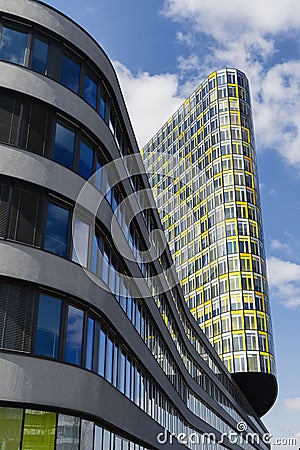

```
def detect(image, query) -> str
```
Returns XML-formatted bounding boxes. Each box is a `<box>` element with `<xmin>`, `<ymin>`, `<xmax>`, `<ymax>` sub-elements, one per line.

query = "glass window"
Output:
<box><xmin>95</xmin><ymin>151</ymin><xmax>103</xmax><ymax>190</ymax></box>
<box><xmin>0</xmin><ymin>26</ymin><xmax>28</xmax><ymax>65</ymax></box>
<box><xmin>60</xmin><ymin>52</ymin><xmax>80</xmax><ymax>93</ymax></box>
<box><xmin>94</xmin><ymin>426</ymin><xmax>103</xmax><ymax>450</ymax></box>
<box><xmin>125</xmin><ymin>357</ymin><xmax>131</xmax><ymax>398</ymax></box>
<box><xmin>79</xmin><ymin>138</ymin><xmax>94</xmax><ymax>180</ymax></box>
<box><xmin>118</xmin><ymin>351</ymin><xmax>126</xmax><ymax>394</ymax></box>
<box><xmin>103</xmin><ymin>430</ymin><xmax>110</xmax><ymax>450</ymax></box>
<box><xmin>105</xmin><ymin>334</ymin><xmax>113</xmax><ymax>383</ymax></box>
<box><xmin>0</xmin><ymin>407</ymin><xmax>23</xmax><ymax>450</ymax></box>
<box><xmin>84</xmin><ymin>72</ymin><xmax>97</xmax><ymax>109</ymax></box>
<box><xmin>56</xmin><ymin>414</ymin><xmax>80</xmax><ymax>450</ymax></box>
<box><xmin>72</xmin><ymin>217</ymin><xmax>90</xmax><ymax>267</ymax></box>
<box><xmin>35</xmin><ymin>294</ymin><xmax>62</xmax><ymax>358</ymax></box>
<box><xmin>99</xmin><ymin>83</ymin><xmax>107</xmax><ymax>119</ymax></box>
<box><xmin>44</xmin><ymin>201</ymin><xmax>70</xmax><ymax>257</ymax></box>
<box><xmin>91</xmin><ymin>234</ymin><xmax>99</xmax><ymax>275</ymax></box>
<box><xmin>112</xmin><ymin>344</ymin><xmax>118</xmax><ymax>387</ymax></box>
<box><xmin>22</xmin><ymin>409</ymin><xmax>56</xmax><ymax>450</ymax></box>
<box><xmin>81</xmin><ymin>420</ymin><xmax>94</xmax><ymax>450</ymax></box>
<box><xmin>65</xmin><ymin>305</ymin><xmax>84</xmax><ymax>365</ymax></box>
<box><xmin>54</xmin><ymin>121</ymin><xmax>76</xmax><ymax>170</ymax></box>
<box><xmin>86</xmin><ymin>317</ymin><xmax>95</xmax><ymax>371</ymax></box>
<box><xmin>98</xmin><ymin>326</ymin><xmax>106</xmax><ymax>377</ymax></box>
<box><xmin>31</xmin><ymin>36</ymin><xmax>48</xmax><ymax>74</ymax></box>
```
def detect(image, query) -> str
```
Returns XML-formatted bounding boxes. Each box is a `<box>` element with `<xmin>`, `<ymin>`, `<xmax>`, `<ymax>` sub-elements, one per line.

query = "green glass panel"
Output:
<box><xmin>0</xmin><ymin>407</ymin><xmax>23</xmax><ymax>450</ymax></box>
<box><xmin>22</xmin><ymin>410</ymin><xmax>56</xmax><ymax>450</ymax></box>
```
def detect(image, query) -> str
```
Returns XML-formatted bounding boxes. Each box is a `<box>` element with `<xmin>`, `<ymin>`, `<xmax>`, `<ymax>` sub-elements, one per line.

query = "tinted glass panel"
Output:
<box><xmin>79</xmin><ymin>138</ymin><xmax>94</xmax><ymax>180</ymax></box>
<box><xmin>44</xmin><ymin>202</ymin><xmax>70</xmax><ymax>257</ymax></box>
<box><xmin>84</xmin><ymin>73</ymin><xmax>97</xmax><ymax>109</ymax></box>
<box><xmin>94</xmin><ymin>426</ymin><xmax>103</xmax><ymax>450</ymax></box>
<box><xmin>0</xmin><ymin>407</ymin><xmax>23</xmax><ymax>450</ymax></box>
<box><xmin>56</xmin><ymin>414</ymin><xmax>80</xmax><ymax>450</ymax></box>
<box><xmin>65</xmin><ymin>305</ymin><xmax>84</xmax><ymax>365</ymax></box>
<box><xmin>0</xmin><ymin>26</ymin><xmax>27</xmax><ymax>65</ymax></box>
<box><xmin>85</xmin><ymin>317</ymin><xmax>94</xmax><ymax>370</ymax></box>
<box><xmin>60</xmin><ymin>53</ymin><xmax>80</xmax><ymax>93</ymax></box>
<box><xmin>80</xmin><ymin>420</ymin><xmax>94</xmax><ymax>450</ymax></box>
<box><xmin>98</xmin><ymin>327</ymin><xmax>106</xmax><ymax>377</ymax></box>
<box><xmin>72</xmin><ymin>217</ymin><xmax>89</xmax><ymax>267</ymax></box>
<box><xmin>31</xmin><ymin>36</ymin><xmax>48</xmax><ymax>74</ymax></box>
<box><xmin>95</xmin><ymin>153</ymin><xmax>103</xmax><ymax>190</ymax></box>
<box><xmin>53</xmin><ymin>122</ymin><xmax>76</xmax><ymax>170</ymax></box>
<box><xmin>22</xmin><ymin>410</ymin><xmax>56</xmax><ymax>450</ymax></box>
<box><xmin>34</xmin><ymin>294</ymin><xmax>62</xmax><ymax>358</ymax></box>
<box><xmin>99</xmin><ymin>85</ymin><xmax>106</xmax><ymax>119</ymax></box>
<box><xmin>105</xmin><ymin>334</ymin><xmax>113</xmax><ymax>383</ymax></box>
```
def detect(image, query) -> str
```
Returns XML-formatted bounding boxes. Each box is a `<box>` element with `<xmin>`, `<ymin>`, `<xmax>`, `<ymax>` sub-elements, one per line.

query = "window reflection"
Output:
<box><xmin>65</xmin><ymin>305</ymin><xmax>84</xmax><ymax>365</ymax></box>
<box><xmin>60</xmin><ymin>52</ymin><xmax>80</xmax><ymax>93</ymax></box>
<box><xmin>79</xmin><ymin>138</ymin><xmax>94</xmax><ymax>180</ymax></box>
<box><xmin>34</xmin><ymin>294</ymin><xmax>62</xmax><ymax>358</ymax></box>
<box><xmin>85</xmin><ymin>317</ymin><xmax>95</xmax><ymax>371</ymax></box>
<box><xmin>22</xmin><ymin>409</ymin><xmax>56</xmax><ymax>450</ymax></box>
<box><xmin>84</xmin><ymin>72</ymin><xmax>97</xmax><ymax>109</ymax></box>
<box><xmin>54</xmin><ymin>122</ymin><xmax>76</xmax><ymax>170</ymax></box>
<box><xmin>0</xmin><ymin>26</ymin><xmax>28</xmax><ymax>65</ymax></box>
<box><xmin>31</xmin><ymin>36</ymin><xmax>48</xmax><ymax>74</ymax></box>
<box><xmin>44</xmin><ymin>202</ymin><xmax>70</xmax><ymax>257</ymax></box>
<box><xmin>56</xmin><ymin>414</ymin><xmax>80</xmax><ymax>450</ymax></box>
<box><xmin>72</xmin><ymin>217</ymin><xmax>90</xmax><ymax>267</ymax></box>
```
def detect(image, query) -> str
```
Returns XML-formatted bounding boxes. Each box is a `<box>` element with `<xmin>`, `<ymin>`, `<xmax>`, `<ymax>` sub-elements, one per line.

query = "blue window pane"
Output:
<box><xmin>34</xmin><ymin>294</ymin><xmax>62</xmax><ymax>358</ymax></box>
<box><xmin>44</xmin><ymin>202</ymin><xmax>70</xmax><ymax>257</ymax></box>
<box><xmin>84</xmin><ymin>73</ymin><xmax>97</xmax><ymax>109</ymax></box>
<box><xmin>112</xmin><ymin>345</ymin><xmax>118</xmax><ymax>387</ymax></box>
<box><xmin>79</xmin><ymin>138</ymin><xmax>94</xmax><ymax>180</ymax></box>
<box><xmin>31</xmin><ymin>36</ymin><xmax>48</xmax><ymax>74</ymax></box>
<box><xmin>99</xmin><ymin>85</ymin><xmax>106</xmax><ymax>119</ymax></box>
<box><xmin>95</xmin><ymin>155</ymin><xmax>103</xmax><ymax>190</ymax></box>
<box><xmin>54</xmin><ymin>122</ymin><xmax>76</xmax><ymax>169</ymax></box>
<box><xmin>119</xmin><ymin>351</ymin><xmax>125</xmax><ymax>394</ymax></box>
<box><xmin>91</xmin><ymin>234</ymin><xmax>99</xmax><ymax>275</ymax></box>
<box><xmin>60</xmin><ymin>53</ymin><xmax>80</xmax><ymax>93</ymax></box>
<box><xmin>85</xmin><ymin>317</ymin><xmax>94</xmax><ymax>370</ymax></box>
<box><xmin>0</xmin><ymin>26</ymin><xmax>28</xmax><ymax>65</ymax></box>
<box><xmin>98</xmin><ymin>327</ymin><xmax>106</xmax><ymax>377</ymax></box>
<box><xmin>65</xmin><ymin>305</ymin><xmax>84</xmax><ymax>365</ymax></box>
<box><xmin>105</xmin><ymin>335</ymin><xmax>113</xmax><ymax>383</ymax></box>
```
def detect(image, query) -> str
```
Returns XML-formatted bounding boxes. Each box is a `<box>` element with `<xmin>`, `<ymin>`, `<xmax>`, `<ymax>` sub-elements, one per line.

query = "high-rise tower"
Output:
<box><xmin>141</xmin><ymin>69</ymin><xmax>277</xmax><ymax>415</ymax></box>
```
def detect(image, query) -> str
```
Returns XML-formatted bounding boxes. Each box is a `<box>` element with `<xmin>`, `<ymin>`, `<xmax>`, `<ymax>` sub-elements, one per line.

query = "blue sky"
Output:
<box><xmin>44</xmin><ymin>0</ymin><xmax>300</xmax><ymax>443</ymax></box>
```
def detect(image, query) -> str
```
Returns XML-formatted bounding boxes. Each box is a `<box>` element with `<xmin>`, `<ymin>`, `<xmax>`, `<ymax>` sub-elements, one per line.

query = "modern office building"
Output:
<box><xmin>141</xmin><ymin>69</ymin><xmax>277</xmax><ymax>416</ymax></box>
<box><xmin>0</xmin><ymin>1</ymin><xmax>275</xmax><ymax>449</ymax></box>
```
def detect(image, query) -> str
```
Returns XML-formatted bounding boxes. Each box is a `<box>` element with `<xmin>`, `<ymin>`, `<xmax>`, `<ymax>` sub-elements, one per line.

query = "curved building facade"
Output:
<box><xmin>141</xmin><ymin>69</ymin><xmax>277</xmax><ymax>416</ymax></box>
<box><xmin>0</xmin><ymin>1</ymin><xmax>274</xmax><ymax>449</ymax></box>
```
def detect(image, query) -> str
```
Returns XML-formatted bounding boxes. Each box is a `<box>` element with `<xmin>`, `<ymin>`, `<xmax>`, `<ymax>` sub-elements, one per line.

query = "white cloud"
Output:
<box><xmin>161</xmin><ymin>0</ymin><xmax>300</xmax><ymax>171</ymax></box>
<box><xmin>270</xmin><ymin>239</ymin><xmax>291</xmax><ymax>253</ymax></box>
<box><xmin>113</xmin><ymin>61</ymin><xmax>184</xmax><ymax>147</ymax></box>
<box><xmin>176</xmin><ymin>31</ymin><xmax>194</xmax><ymax>47</ymax></box>
<box><xmin>163</xmin><ymin>0</ymin><xmax>300</xmax><ymax>37</ymax></box>
<box><xmin>267</xmin><ymin>257</ymin><xmax>300</xmax><ymax>307</ymax></box>
<box><xmin>282</xmin><ymin>397</ymin><xmax>300</xmax><ymax>413</ymax></box>
<box><xmin>177</xmin><ymin>54</ymin><xmax>200</xmax><ymax>73</ymax></box>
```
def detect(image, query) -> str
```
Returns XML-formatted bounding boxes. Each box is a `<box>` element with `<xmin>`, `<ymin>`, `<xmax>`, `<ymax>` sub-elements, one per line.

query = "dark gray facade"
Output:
<box><xmin>0</xmin><ymin>1</ymin><xmax>274</xmax><ymax>449</ymax></box>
